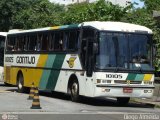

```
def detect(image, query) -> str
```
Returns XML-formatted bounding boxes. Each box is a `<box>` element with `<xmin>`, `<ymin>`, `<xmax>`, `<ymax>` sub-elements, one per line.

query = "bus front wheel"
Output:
<box><xmin>117</xmin><ymin>97</ymin><xmax>130</xmax><ymax>105</ymax></box>
<box><xmin>70</xmin><ymin>80</ymin><xmax>79</xmax><ymax>102</ymax></box>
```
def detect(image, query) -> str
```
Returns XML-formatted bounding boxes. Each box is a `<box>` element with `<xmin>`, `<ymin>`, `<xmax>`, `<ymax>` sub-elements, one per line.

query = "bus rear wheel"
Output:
<box><xmin>70</xmin><ymin>80</ymin><xmax>79</xmax><ymax>102</ymax></box>
<box><xmin>17</xmin><ymin>73</ymin><xmax>25</xmax><ymax>93</ymax></box>
<box><xmin>117</xmin><ymin>97</ymin><xmax>130</xmax><ymax>105</ymax></box>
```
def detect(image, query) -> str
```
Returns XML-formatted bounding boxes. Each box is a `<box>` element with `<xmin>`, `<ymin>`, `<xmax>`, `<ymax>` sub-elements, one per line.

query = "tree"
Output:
<box><xmin>0</xmin><ymin>0</ymin><xmax>28</xmax><ymax>31</ymax></box>
<box><xmin>12</xmin><ymin>0</ymin><xmax>65</xmax><ymax>29</ymax></box>
<box><xmin>62</xmin><ymin>0</ymin><xmax>128</xmax><ymax>24</ymax></box>
<box><xmin>0</xmin><ymin>0</ymin><xmax>65</xmax><ymax>31</ymax></box>
<box><xmin>140</xmin><ymin>0</ymin><xmax>160</xmax><ymax>13</ymax></box>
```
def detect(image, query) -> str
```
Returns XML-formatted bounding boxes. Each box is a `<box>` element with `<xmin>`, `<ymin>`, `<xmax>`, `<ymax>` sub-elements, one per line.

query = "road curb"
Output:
<box><xmin>130</xmin><ymin>98</ymin><xmax>160</xmax><ymax>108</ymax></box>
<box><xmin>0</xmin><ymin>90</ymin><xmax>12</xmax><ymax>93</ymax></box>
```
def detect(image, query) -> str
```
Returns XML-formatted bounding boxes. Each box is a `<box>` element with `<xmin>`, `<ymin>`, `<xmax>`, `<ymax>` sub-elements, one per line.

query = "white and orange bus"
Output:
<box><xmin>4</xmin><ymin>21</ymin><xmax>155</xmax><ymax>104</ymax></box>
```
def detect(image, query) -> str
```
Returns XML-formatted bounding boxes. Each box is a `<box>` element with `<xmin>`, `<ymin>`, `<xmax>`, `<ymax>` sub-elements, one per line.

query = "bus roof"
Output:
<box><xmin>0</xmin><ymin>32</ymin><xmax>7</xmax><ymax>36</ymax></box>
<box><xmin>81</xmin><ymin>21</ymin><xmax>152</xmax><ymax>34</ymax></box>
<box><xmin>7</xmin><ymin>21</ymin><xmax>152</xmax><ymax>35</ymax></box>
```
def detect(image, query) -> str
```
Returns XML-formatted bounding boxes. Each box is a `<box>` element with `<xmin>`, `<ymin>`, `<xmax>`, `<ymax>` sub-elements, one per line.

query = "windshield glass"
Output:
<box><xmin>129</xmin><ymin>34</ymin><xmax>151</xmax><ymax>70</ymax></box>
<box><xmin>96</xmin><ymin>32</ymin><xmax>153</xmax><ymax>71</ymax></box>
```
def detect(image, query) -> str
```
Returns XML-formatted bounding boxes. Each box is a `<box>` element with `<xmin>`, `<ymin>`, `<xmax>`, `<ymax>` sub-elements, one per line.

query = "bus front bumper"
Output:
<box><xmin>94</xmin><ymin>84</ymin><xmax>155</xmax><ymax>98</ymax></box>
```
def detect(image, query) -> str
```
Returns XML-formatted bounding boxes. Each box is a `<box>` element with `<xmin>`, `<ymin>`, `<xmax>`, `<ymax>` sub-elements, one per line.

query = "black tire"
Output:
<box><xmin>70</xmin><ymin>80</ymin><xmax>79</xmax><ymax>102</ymax></box>
<box><xmin>117</xmin><ymin>97</ymin><xmax>130</xmax><ymax>105</ymax></box>
<box><xmin>17</xmin><ymin>73</ymin><xmax>25</xmax><ymax>93</ymax></box>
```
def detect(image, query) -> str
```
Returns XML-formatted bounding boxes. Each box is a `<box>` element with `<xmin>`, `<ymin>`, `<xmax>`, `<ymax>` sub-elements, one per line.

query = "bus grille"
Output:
<box><xmin>114</xmin><ymin>80</ymin><xmax>142</xmax><ymax>84</ymax></box>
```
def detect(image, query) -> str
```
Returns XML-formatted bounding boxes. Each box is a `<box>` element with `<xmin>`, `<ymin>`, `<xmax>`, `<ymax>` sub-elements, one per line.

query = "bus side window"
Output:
<box><xmin>17</xmin><ymin>36</ymin><xmax>20</xmax><ymax>51</ymax></box>
<box><xmin>64</xmin><ymin>32</ymin><xmax>69</xmax><ymax>51</ymax></box>
<box><xmin>13</xmin><ymin>37</ymin><xmax>17</xmax><ymax>51</ymax></box>
<box><xmin>21</xmin><ymin>36</ymin><xmax>25</xmax><ymax>51</ymax></box>
<box><xmin>41</xmin><ymin>34</ymin><xmax>49</xmax><ymax>51</ymax></box>
<box><xmin>14</xmin><ymin>37</ymin><xmax>19</xmax><ymax>51</ymax></box>
<box><xmin>49</xmin><ymin>32</ymin><xmax>54</xmax><ymax>51</ymax></box>
<box><xmin>7</xmin><ymin>36</ymin><xmax>15</xmax><ymax>51</ymax></box>
<box><xmin>67</xmin><ymin>30</ymin><xmax>79</xmax><ymax>51</ymax></box>
<box><xmin>17</xmin><ymin>36</ymin><xmax>24</xmax><ymax>51</ymax></box>
<box><xmin>24</xmin><ymin>35</ymin><xmax>29</xmax><ymax>51</ymax></box>
<box><xmin>28</xmin><ymin>34</ymin><xmax>37</xmax><ymax>51</ymax></box>
<box><xmin>54</xmin><ymin>32</ymin><xmax>64</xmax><ymax>51</ymax></box>
<box><xmin>37</xmin><ymin>34</ymin><xmax>42</xmax><ymax>51</ymax></box>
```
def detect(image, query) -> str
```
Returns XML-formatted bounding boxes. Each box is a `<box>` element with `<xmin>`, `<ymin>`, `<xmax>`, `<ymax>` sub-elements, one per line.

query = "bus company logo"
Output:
<box><xmin>106</xmin><ymin>74</ymin><xmax>123</xmax><ymax>79</ymax></box>
<box><xmin>16</xmin><ymin>56</ymin><xmax>35</xmax><ymax>64</ymax></box>
<box><xmin>67</xmin><ymin>57</ymin><xmax>76</xmax><ymax>68</ymax></box>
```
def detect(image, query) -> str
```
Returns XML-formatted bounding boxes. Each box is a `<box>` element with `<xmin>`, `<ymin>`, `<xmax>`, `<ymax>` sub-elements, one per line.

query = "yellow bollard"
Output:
<box><xmin>30</xmin><ymin>87</ymin><xmax>41</xmax><ymax>109</ymax></box>
<box><xmin>28</xmin><ymin>83</ymin><xmax>35</xmax><ymax>100</ymax></box>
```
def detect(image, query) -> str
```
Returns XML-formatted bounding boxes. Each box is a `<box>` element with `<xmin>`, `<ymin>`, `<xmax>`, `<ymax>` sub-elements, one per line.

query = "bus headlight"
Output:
<box><xmin>144</xmin><ymin>90</ymin><xmax>152</xmax><ymax>93</ymax></box>
<box><xmin>102</xmin><ymin>80</ymin><xmax>111</xmax><ymax>83</ymax></box>
<box><xmin>97</xmin><ymin>79</ymin><xmax>112</xmax><ymax>84</ymax></box>
<box><xmin>144</xmin><ymin>81</ymin><xmax>153</xmax><ymax>85</ymax></box>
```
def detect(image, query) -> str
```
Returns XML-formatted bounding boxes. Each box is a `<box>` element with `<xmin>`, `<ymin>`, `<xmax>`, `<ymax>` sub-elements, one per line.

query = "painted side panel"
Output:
<box><xmin>54</xmin><ymin>54</ymin><xmax>84</xmax><ymax>94</ymax></box>
<box><xmin>39</xmin><ymin>54</ymin><xmax>66</xmax><ymax>90</ymax></box>
<box><xmin>39</xmin><ymin>55</ymin><xmax>55</xmax><ymax>89</ymax></box>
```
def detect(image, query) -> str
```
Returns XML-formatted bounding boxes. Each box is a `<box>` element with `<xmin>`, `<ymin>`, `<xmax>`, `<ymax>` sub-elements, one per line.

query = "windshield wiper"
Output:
<box><xmin>138</xmin><ymin>67</ymin><xmax>143</xmax><ymax>73</ymax></box>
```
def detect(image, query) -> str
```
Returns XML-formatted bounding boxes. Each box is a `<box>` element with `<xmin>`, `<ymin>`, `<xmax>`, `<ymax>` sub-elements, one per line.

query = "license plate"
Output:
<box><xmin>123</xmin><ymin>87</ymin><xmax>133</xmax><ymax>93</ymax></box>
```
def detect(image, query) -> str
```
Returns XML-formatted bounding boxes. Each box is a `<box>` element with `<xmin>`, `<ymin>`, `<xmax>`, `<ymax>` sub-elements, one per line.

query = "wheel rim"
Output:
<box><xmin>18</xmin><ymin>75</ymin><xmax>23</xmax><ymax>90</ymax></box>
<box><xmin>18</xmin><ymin>80</ymin><xmax>22</xmax><ymax>89</ymax></box>
<box><xmin>71</xmin><ymin>82</ymin><xmax>78</xmax><ymax>96</ymax></box>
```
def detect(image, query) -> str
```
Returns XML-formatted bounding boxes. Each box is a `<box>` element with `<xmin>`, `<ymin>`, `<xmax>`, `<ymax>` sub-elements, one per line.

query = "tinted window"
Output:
<box><xmin>17</xmin><ymin>36</ymin><xmax>25</xmax><ymax>51</ymax></box>
<box><xmin>54</xmin><ymin>32</ymin><xmax>63</xmax><ymax>51</ymax></box>
<box><xmin>41</xmin><ymin>34</ymin><xmax>49</xmax><ymax>51</ymax></box>
<box><xmin>7</xmin><ymin>36</ymin><xmax>15</xmax><ymax>51</ymax></box>
<box><xmin>28</xmin><ymin>34</ymin><xmax>37</xmax><ymax>51</ymax></box>
<box><xmin>49</xmin><ymin>33</ymin><xmax>54</xmax><ymax>51</ymax></box>
<box><xmin>67</xmin><ymin>31</ymin><xmax>79</xmax><ymax>50</ymax></box>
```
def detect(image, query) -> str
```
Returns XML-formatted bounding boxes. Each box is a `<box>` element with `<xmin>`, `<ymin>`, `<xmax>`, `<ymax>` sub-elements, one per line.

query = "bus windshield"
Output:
<box><xmin>96</xmin><ymin>32</ymin><xmax>153</xmax><ymax>71</ymax></box>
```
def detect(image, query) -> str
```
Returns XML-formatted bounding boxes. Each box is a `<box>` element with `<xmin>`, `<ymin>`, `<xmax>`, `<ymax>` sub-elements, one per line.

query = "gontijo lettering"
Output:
<box><xmin>16</xmin><ymin>56</ymin><xmax>35</xmax><ymax>64</ymax></box>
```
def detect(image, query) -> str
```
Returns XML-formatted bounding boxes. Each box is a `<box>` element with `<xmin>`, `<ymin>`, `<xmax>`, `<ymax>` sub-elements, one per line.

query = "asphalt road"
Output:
<box><xmin>0</xmin><ymin>82</ymin><xmax>160</xmax><ymax>120</ymax></box>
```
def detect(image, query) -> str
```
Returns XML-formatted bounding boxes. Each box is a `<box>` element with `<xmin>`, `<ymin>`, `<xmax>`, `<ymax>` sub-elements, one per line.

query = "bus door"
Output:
<box><xmin>81</xmin><ymin>28</ymin><xmax>95</xmax><ymax>96</ymax></box>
